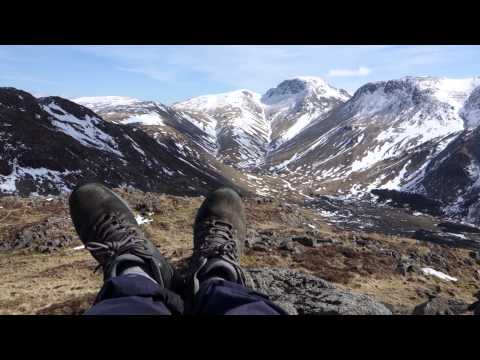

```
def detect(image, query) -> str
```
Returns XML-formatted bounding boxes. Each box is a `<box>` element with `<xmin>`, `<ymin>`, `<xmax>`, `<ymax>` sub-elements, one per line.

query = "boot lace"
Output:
<box><xmin>195</xmin><ymin>219</ymin><xmax>239</xmax><ymax>262</ymax></box>
<box><xmin>85</xmin><ymin>213</ymin><xmax>151</xmax><ymax>272</ymax></box>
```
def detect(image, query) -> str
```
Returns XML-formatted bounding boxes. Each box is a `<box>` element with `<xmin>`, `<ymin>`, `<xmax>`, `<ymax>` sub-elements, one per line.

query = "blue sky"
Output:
<box><xmin>0</xmin><ymin>45</ymin><xmax>479</xmax><ymax>105</ymax></box>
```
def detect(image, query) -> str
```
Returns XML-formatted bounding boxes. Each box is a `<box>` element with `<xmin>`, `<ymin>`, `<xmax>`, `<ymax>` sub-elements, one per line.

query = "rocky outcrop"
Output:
<box><xmin>414</xmin><ymin>229</ymin><xmax>480</xmax><ymax>251</ymax></box>
<box><xmin>0</xmin><ymin>87</ymin><xmax>241</xmax><ymax>197</ymax></box>
<box><xmin>0</xmin><ymin>216</ymin><xmax>79</xmax><ymax>253</ymax></box>
<box><xmin>246</xmin><ymin>268</ymin><xmax>392</xmax><ymax>315</ymax></box>
<box><xmin>412</xmin><ymin>296</ymin><xmax>469</xmax><ymax>315</ymax></box>
<box><xmin>371</xmin><ymin>189</ymin><xmax>444</xmax><ymax>216</ymax></box>
<box><xmin>438</xmin><ymin>221</ymin><xmax>480</xmax><ymax>234</ymax></box>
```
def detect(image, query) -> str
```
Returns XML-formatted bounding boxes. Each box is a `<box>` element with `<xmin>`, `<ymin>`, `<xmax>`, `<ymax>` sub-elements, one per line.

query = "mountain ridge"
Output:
<box><xmin>76</xmin><ymin>76</ymin><xmax>350</xmax><ymax>170</ymax></box>
<box><xmin>4</xmin><ymin>74</ymin><xmax>480</xmax><ymax>224</ymax></box>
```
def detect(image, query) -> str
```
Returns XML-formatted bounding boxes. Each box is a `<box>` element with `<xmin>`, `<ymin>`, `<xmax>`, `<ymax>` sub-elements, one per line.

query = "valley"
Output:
<box><xmin>2</xmin><ymin>74</ymin><xmax>480</xmax><ymax>314</ymax></box>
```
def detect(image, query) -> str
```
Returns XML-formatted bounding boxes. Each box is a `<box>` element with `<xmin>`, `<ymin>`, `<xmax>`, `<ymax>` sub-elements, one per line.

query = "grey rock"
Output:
<box><xmin>317</xmin><ymin>238</ymin><xmax>336</xmax><ymax>245</ymax></box>
<box><xmin>278</xmin><ymin>239</ymin><xmax>295</xmax><ymax>251</ymax></box>
<box><xmin>254</xmin><ymin>197</ymin><xmax>274</xmax><ymax>204</ymax></box>
<box><xmin>412</xmin><ymin>296</ymin><xmax>469</xmax><ymax>315</ymax></box>
<box><xmin>293</xmin><ymin>246</ymin><xmax>306</xmax><ymax>254</ymax></box>
<box><xmin>258</xmin><ymin>230</ymin><xmax>275</xmax><ymax>238</ymax></box>
<box><xmin>252</xmin><ymin>243</ymin><xmax>270</xmax><ymax>252</ymax></box>
<box><xmin>245</xmin><ymin>229</ymin><xmax>261</xmax><ymax>248</ymax></box>
<box><xmin>0</xmin><ymin>217</ymin><xmax>77</xmax><ymax>253</ymax></box>
<box><xmin>246</xmin><ymin>268</ymin><xmax>392</xmax><ymax>315</ymax></box>
<box><xmin>414</xmin><ymin>229</ymin><xmax>480</xmax><ymax>251</ymax></box>
<box><xmin>292</xmin><ymin>235</ymin><xmax>316</xmax><ymax>247</ymax></box>
<box><xmin>244</xmin><ymin>239</ymin><xmax>254</xmax><ymax>248</ymax></box>
<box><xmin>415</xmin><ymin>288</ymin><xmax>437</xmax><ymax>299</ymax></box>
<box><xmin>469</xmin><ymin>251</ymin><xmax>480</xmax><ymax>264</ymax></box>
<box><xmin>355</xmin><ymin>239</ymin><xmax>369</xmax><ymax>246</ymax></box>
<box><xmin>380</xmin><ymin>249</ymin><xmax>400</xmax><ymax>259</ymax></box>
<box><xmin>397</xmin><ymin>262</ymin><xmax>416</xmax><ymax>276</ymax></box>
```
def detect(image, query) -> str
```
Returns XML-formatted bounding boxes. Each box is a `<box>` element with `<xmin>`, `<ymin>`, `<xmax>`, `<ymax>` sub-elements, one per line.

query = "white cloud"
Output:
<box><xmin>117</xmin><ymin>66</ymin><xmax>176</xmax><ymax>82</ymax></box>
<box><xmin>327</xmin><ymin>66</ymin><xmax>371</xmax><ymax>77</ymax></box>
<box><xmin>68</xmin><ymin>45</ymin><xmax>480</xmax><ymax>102</ymax></box>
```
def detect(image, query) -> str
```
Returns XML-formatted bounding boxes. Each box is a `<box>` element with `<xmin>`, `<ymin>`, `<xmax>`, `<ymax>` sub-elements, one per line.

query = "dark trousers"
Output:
<box><xmin>85</xmin><ymin>274</ymin><xmax>287</xmax><ymax>315</ymax></box>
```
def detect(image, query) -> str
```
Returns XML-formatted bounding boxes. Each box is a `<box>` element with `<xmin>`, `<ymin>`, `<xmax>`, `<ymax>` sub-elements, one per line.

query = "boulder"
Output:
<box><xmin>469</xmin><ymin>251</ymin><xmax>480</xmax><ymax>264</ymax></box>
<box><xmin>292</xmin><ymin>235</ymin><xmax>316</xmax><ymax>247</ymax></box>
<box><xmin>252</xmin><ymin>242</ymin><xmax>270</xmax><ymax>252</ymax></box>
<box><xmin>397</xmin><ymin>261</ymin><xmax>421</xmax><ymax>276</ymax></box>
<box><xmin>278</xmin><ymin>239</ymin><xmax>295</xmax><ymax>251</ymax></box>
<box><xmin>246</xmin><ymin>268</ymin><xmax>392</xmax><ymax>315</ymax></box>
<box><xmin>412</xmin><ymin>296</ymin><xmax>469</xmax><ymax>315</ymax></box>
<box><xmin>0</xmin><ymin>217</ymin><xmax>78</xmax><ymax>253</ymax></box>
<box><xmin>245</xmin><ymin>229</ymin><xmax>261</xmax><ymax>248</ymax></box>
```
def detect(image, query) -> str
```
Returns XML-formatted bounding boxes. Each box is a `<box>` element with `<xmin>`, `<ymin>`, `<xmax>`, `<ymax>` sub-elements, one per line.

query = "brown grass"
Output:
<box><xmin>0</xmin><ymin>191</ymin><xmax>479</xmax><ymax>314</ymax></box>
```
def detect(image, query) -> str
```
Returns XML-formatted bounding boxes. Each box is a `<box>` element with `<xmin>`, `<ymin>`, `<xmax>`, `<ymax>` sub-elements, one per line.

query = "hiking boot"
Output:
<box><xmin>69</xmin><ymin>182</ymin><xmax>176</xmax><ymax>288</ymax></box>
<box><xmin>188</xmin><ymin>187</ymin><xmax>247</xmax><ymax>294</ymax></box>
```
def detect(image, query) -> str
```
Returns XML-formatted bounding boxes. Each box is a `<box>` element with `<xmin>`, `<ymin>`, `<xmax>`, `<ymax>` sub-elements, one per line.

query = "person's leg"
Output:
<box><xmin>69</xmin><ymin>183</ymin><xmax>184</xmax><ymax>315</ymax></box>
<box><xmin>186</xmin><ymin>187</ymin><xmax>287</xmax><ymax>315</ymax></box>
<box><xmin>86</xmin><ymin>273</ymin><xmax>183</xmax><ymax>315</ymax></box>
<box><xmin>191</xmin><ymin>278</ymin><xmax>287</xmax><ymax>315</ymax></box>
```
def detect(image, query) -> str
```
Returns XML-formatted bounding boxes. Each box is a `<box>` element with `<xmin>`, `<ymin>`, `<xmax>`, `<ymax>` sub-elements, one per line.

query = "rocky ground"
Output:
<box><xmin>0</xmin><ymin>189</ymin><xmax>479</xmax><ymax>315</ymax></box>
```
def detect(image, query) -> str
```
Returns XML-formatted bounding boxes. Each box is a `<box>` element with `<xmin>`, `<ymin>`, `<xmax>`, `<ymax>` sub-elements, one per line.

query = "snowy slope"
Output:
<box><xmin>414</xmin><ymin>77</ymin><xmax>480</xmax><ymax>113</ymax></box>
<box><xmin>173</xmin><ymin>89</ymin><xmax>270</xmax><ymax>168</ymax></box>
<box><xmin>73</xmin><ymin>96</ymin><xmax>143</xmax><ymax>109</ymax></box>
<box><xmin>262</xmin><ymin>76</ymin><xmax>350</xmax><ymax>148</ymax></box>
<box><xmin>0</xmin><ymin>88</ymin><xmax>244</xmax><ymax>196</ymax></box>
<box><xmin>3</xmin><ymin>75</ymin><xmax>480</xmax><ymax>209</ymax></box>
<box><xmin>265</xmin><ymin>76</ymin><xmax>480</xmax><ymax>197</ymax></box>
<box><xmin>74</xmin><ymin>96</ymin><xmax>218</xmax><ymax>155</ymax></box>
<box><xmin>173</xmin><ymin>78</ymin><xmax>350</xmax><ymax>169</ymax></box>
<box><xmin>42</xmin><ymin>99</ymin><xmax>124</xmax><ymax>157</ymax></box>
<box><xmin>74</xmin><ymin>96</ymin><xmax>170</xmax><ymax>126</ymax></box>
<box><xmin>74</xmin><ymin>78</ymin><xmax>350</xmax><ymax>171</ymax></box>
<box><xmin>461</xmin><ymin>84</ymin><xmax>480</xmax><ymax>128</ymax></box>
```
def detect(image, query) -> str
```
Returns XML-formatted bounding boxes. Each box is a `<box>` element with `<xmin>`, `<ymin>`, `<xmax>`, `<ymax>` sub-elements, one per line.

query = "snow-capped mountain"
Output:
<box><xmin>172</xmin><ymin>77</ymin><xmax>350</xmax><ymax>169</ymax></box>
<box><xmin>173</xmin><ymin>89</ymin><xmax>269</xmax><ymax>169</ymax></box>
<box><xmin>74</xmin><ymin>96</ymin><xmax>173</xmax><ymax>128</ymax></box>
<box><xmin>266</xmin><ymin>76</ymin><xmax>480</xmax><ymax>198</ymax></box>
<box><xmin>4</xmin><ymin>75</ymin><xmax>480</xmax><ymax>224</ymax></box>
<box><xmin>262</xmin><ymin>76</ymin><xmax>350</xmax><ymax>149</ymax></box>
<box><xmin>461</xmin><ymin>85</ymin><xmax>480</xmax><ymax>129</ymax></box>
<box><xmin>73</xmin><ymin>93</ymin><xmax>299</xmax><ymax>198</ymax></box>
<box><xmin>404</xmin><ymin>85</ymin><xmax>480</xmax><ymax>224</ymax></box>
<box><xmin>74</xmin><ymin>78</ymin><xmax>349</xmax><ymax>171</ymax></box>
<box><xmin>0</xmin><ymin>88</ymin><xmax>243</xmax><ymax>196</ymax></box>
<box><xmin>74</xmin><ymin>96</ymin><xmax>217</xmax><ymax>155</ymax></box>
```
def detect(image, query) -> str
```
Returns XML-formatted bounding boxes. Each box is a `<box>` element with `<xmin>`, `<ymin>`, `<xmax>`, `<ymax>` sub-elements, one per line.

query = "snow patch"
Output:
<box><xmin>0</xmin><ymin>160</ymin><xmax>77</xmax><ymax>194</ymax></box>
<box><xmin>43</xmin><ymin>102</ymin><xmax>123</xmax><ymax>157</ymax></box>
<box><xmin>135</xmin><ymin>214</ymin><xmax>153</xmax><ymax>225</ymax></box>
<box><xmin>121</xmin><ymin>112</ymin><xmax>166</xmax><ymax>126</ymax></box>
<box><xmin>73</xmin><ymin>96</ymin><xmax>142</xmax><ymax>108</ymax></box>
<box><xmin>421</xmin><ymin>267</ymin><xmax>458</xmax><ymax>282</ymax></box>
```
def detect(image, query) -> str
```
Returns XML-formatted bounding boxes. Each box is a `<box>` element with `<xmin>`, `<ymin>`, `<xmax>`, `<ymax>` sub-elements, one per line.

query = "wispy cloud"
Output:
<box><xmin>3</xmin><ymin>45</ymin><xmax>479</xmax><ymax>104</ymax></box>
<box><xmin>327</xmin><ymin>66</ymin><xmax>371</xmax><ymax>77</ymax></box>
<box><xmin>73</xmin><ymin>45</ymin><xmax>476</xmax><ymax>100</ymax></box>
<box><xmin>117</xmin><ymin>66</ymin><xmax>176</xmax><ymax>82</ymax></box>
<box><xmin>0</xmin><ymin>74</ymin><xmax>61</xmax><ymax>86</ymax></box>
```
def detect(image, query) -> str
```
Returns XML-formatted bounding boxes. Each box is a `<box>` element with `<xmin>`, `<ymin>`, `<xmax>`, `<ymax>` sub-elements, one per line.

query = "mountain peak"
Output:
<box><xmin>73</xmin><ymin>96</ymin><xmax>143</xmax><ymax>108</ymax></box>
<box><xmin>173</xmin><ymin>89</ymin><xmax>262</xmax><ymax>113</ymax></box>
<box><xmin>262</xmin><ymin>77</ymin><xmax>350</xmax><ymax>104</ymax></box>
<box><xmin>354</xmin><ymin>76</ymin><xmax>480</xmax><ymax>112</ymax></box>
